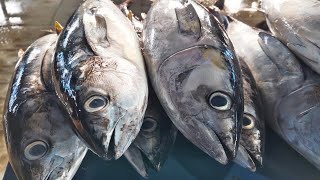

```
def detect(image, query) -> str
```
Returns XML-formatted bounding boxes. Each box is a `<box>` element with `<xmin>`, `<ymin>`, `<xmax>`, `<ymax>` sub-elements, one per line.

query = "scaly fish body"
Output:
<box><xmin>262</xmin><ymin>0</ymin><xmax>320</xmax><ymax>74</ymax></box>
<box><xmin>3</xmin><ymin>34</ymin><xmax>87</xmax><ymax>180</ymax></box>
<box><xmin>52</xmin><ymin>0</ymin><xmax>148</xmax><ymax>159</ymax></box>
<box><xmin>227</xmin><ymin>19</ymin><xmax>320</xmax><ymax>170</ymax></box>
<box><xmin>233</xmin><ymin>59</ymin><xmax>265</xmax><ymax>172</ymax></box>
<box><xmin>143</xmin><ymin>0</ymin><xmax>243</xmax><ymax>164</ymax></box>
<box><xmin>124</xmin><ymin>87</ymin><xmax>177</xmax><ymax>177</ymax></box>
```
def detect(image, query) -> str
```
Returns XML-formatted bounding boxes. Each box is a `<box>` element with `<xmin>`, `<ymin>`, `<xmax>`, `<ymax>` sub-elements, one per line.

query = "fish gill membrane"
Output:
<box><xmin>226</xmin><ymin>18</ymin><xmax>320</xmax><ymax>170</ymax></box>
<box><xmin>261</xmin><ymin>0</ymin><xmax>320</xmax><ymax>75</ymax></box>
<box><xmin>3</xmin><ymin>34</ymin><xmax>88</xmax><ymax>180</ymax></box>
<box><xmin>143</xmin><ymin>0</ymin><xmax>244</xmax><ymax>164</ymax></box>
<box><xmin>124</xmin><ymin>87</ymin><xmax>178</xmax><ymax>177</ymax></box>
<box><xmin>52</xmin><ymin>0</ymin><xmax>148</xmax><ymax>159</ymax></box>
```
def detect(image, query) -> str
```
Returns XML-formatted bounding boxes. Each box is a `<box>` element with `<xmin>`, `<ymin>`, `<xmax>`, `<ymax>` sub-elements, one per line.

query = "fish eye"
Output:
<box><xmin>84</xmin><ymin>96</ymin><xmax>108</xmax><ymax>113</ymax></box>
<box><xmin>242</xmin><ymin>114</ymin><xmax>255</xmax><ymax>130</ymax></box>
<box><xmin>141</xmin><ymin>117</ymin><xmax>158</xmax><ymax>132</ymax></box>
<box><xmin>208</xmin><ymin>92</ymin><xmax>232</xmax><ymax>111</ymax></box>
<box><xmin>24</xmin><ymin>141</ymin><xmax>48</xmax><ymax>161</ymax></box>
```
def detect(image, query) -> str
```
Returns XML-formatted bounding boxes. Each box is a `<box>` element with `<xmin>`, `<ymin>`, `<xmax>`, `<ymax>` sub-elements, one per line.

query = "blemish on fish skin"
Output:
<box><xmin>202</xmin><ymin>49</ymin><xmax>226</xmax><ymax>70</ymax></box>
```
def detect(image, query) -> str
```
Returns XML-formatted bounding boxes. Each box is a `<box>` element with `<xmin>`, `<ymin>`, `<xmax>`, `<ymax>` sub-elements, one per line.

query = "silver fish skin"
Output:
<box><xmin>233</xmin><ymin>59</ymin><xmax>265</xmax><ymax>172</ymax></box>
<box><xmin>3</xmin><ymin>34</ymin><xmax>87</xmax><ymax>180</ymax></box>
<box><xmin>261</xmin><ymin>0</ymin><xmax>320</xmax><ymax>74</ymax></box>
<box><xmin>124</xmin><ymin>87</ymin><xmax>177</xmax><ymax>177</ymax></box>
<box><xmin>143</xmin><ymin>0</ymin><xmax>244</xmax><ymax>164</ymax></box>
<box><xmin>52</xmin><ymin>0</ymin><xmax>148</xmax><ymax>159</ymax></box>
<box><xmin>227</xmin><ymin>19</ymin><xmax>320</xmax><ymax>170</ymax></box>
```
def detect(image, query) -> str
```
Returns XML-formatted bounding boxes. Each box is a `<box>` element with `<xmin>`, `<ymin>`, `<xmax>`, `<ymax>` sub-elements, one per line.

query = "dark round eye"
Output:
<box><xmin>24</xmin><ymin>141</ymin><xmax>48</xmax><ymax>160</ymax></box>
<box><xmin>208</xmin><ymin>92</ymin><xmax>232</xmax><ymax>110</ymax></box>
<box><xmin>242</xmin><ymin>114</ymin><xmax>255</xmax><ymax>130</ymax></box>
<box><xmin>84</xmin><ymin>96</ymin><xmax>108</xmax><ymax>112</ymax></box>
<box><xmin>141</xmin><ymin>117</ymin><xmax>158</xmax><ymax>132</ymax></box>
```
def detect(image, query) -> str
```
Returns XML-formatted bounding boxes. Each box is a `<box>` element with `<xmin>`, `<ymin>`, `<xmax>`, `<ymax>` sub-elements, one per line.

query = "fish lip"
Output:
<box><xmin>239</xmin><ymin>144</ymin><xmax>262</xmax><ymax>171</ymax></box>
<box><xmin>183</xmin><ymin>118</ymin><xmax>229</xmax><ymax>165</ymax></box>
<box><xmin>43</xmin><ymin>155</ymin><xmax>65</xmax><ymax>180</ymax></box>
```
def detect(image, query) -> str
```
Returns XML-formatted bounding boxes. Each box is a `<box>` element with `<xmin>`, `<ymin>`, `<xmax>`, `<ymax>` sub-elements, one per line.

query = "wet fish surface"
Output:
<box><xmin>261</xmin><ymin>0</ymin><xmax>320</xmax><ymax>74</ymax></box>
<box><xmin>233</xmin><ymin>59</ymin><xmax>265</xmax><ymax>172</ymax></box>
<box><xmin>227</xmin><ymin>19</ymin><xmax>320</xmax><ymax>170</ymax></box>
<box><xmin>52</xmin><ymin>0</ymin><xmax>148</xmax><ymax>159</ymax></box>
<box><xmin>3</xmin><ymin>34</ymin><xmax>87</xmax><ymax>180</ymax></box>
<box><xmin>143</xmin><ymin>0</ymin><xmax>243</xmax><ymax>164</ymax></box>
<box><xmin>125</xmin><ymin>87</ymin><xmax>177</xmax><ymax>178</ymax></box>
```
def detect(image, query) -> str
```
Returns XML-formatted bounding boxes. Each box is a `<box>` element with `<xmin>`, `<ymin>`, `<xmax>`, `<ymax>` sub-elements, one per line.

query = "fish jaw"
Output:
<box><xmin>124</xmin><ymin>145</ymin><xmax>149</xmax><ymax>178</ymax></box>
<box><xmin>133</xmin><ymin>120</ymin><xmax>178</xmax><ymax>171</ymax></box>
<box><xmin>143</xmin><ymin>0</ymin><xmax>243</xmax><ymax>162</ymax></box>
<box><xmin>233</xmin><ymin>145</ymin><xmax>256</xmax><ymax>172</ymax></box>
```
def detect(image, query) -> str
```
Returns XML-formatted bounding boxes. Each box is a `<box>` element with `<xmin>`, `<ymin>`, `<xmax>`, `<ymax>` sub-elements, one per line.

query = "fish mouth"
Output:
<box><xmin>233</xmin><ymin>145</ymin><xmax>263</xmax><ymax>172</ymax></box>
<box><xmin>157</xmin><ymin>46</ymin><xmax>242</xmax><ymax>164</ymax></box>
<box><xmin>44</xmin><ymin>155</ymin><xmax>65</xmax><ymax>180</ymax></box>
<box><xmin>124</xmin><ymin>145</ymin><xmax>162</xmax><ymax>178</ymax></box>
<box><xmin>81</xmin><ymin>110</ymin><xmax>142</xmax><ymax>160</ymax></box>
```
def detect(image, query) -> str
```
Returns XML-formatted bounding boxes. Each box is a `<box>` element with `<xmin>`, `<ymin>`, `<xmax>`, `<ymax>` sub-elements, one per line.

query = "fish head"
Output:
<box><xmin>159</xmin><ymin>46</ymin><xmax>242</xmax><ymax>162</ymax></box>
<box><xmin>5</xmin><ymin>94</ymin><xmax>87</xmax><ymax>180</ymax></box>
<box><xmin>71</xmin><ymin>54</ymin><xmax>147</xmax><ymax>159</ymax></box>
<box><xmin>236</xmin><ymin>60</ymin><xmax>265</xmax><ymax>171</ymax></box>
<box><xmin>130</xmin><ymin>88</ymin><xmax>177</xmax><ymax>172</ymax></box>
<box><xmin>143</xmin><ymin>0</ymin><xmax>243</xmax><ymax>163</ymax></box>
<box><xmin>53</xmin><ymin>0</ymin><xmax>148</xmax><ymax>159</ymax></box>
<box><xmin>275</xmin><ymin>83</ymin><xmax>320</xmax><ymax>161</ymax></box>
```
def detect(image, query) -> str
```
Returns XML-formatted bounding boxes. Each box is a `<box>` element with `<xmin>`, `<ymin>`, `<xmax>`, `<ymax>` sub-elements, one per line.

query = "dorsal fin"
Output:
<box><xmin>175</xmin><ymin>3</ymin><xmax>201</xmax><ymax>40</ymax></box>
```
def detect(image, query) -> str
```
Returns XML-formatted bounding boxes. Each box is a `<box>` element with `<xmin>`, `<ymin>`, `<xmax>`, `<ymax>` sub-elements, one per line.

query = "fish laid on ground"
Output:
<box><xmin>125</xmin><ymin>87</ymin><xmax>177</xmax><ymax>178</ymax></box>
<box><xmin>227</xmin><ymin>19</ymin><xmax>320</xmax><ymax>170</ymax></box>
<box><xmin>3</xmin><ymin>34</ymin><xmax>87</xmax><ymax>180</ymax></box>
<box><xmin>233</xmin><ymin>59</ymin><xmax>265</xmax><ymax>172</ymax></box>
<box><xmin>261</xmin><ymin>0</ymin><xmax>320</xmax><ymax>74</ymax></box>
<box><xmin>143</xmin><ymin>0</ymin><xmax>243</xmax><ymax>164</ymax></box>
<box><xmin>52</xmin><ymin>0</ymin><xmax>148</xmax><ymax>159</ymax></box>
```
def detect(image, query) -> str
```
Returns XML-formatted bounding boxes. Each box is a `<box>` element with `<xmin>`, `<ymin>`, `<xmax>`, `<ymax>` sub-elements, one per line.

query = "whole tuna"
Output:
<box><xmin>233</xmin><ymin>59</ymin><xmax>265</xmax><ymax>172</ymax></box>
<box><xmin>124</xmin><ymin>87</ymin><xmax>177</xmax><ymax>177</ymax></box>
<box><xmin>227</xmin><ymin>19</ymin><xmax>320</xmax><ymax>170</ymax></box>
<box><xmin>143</xmin><ymin>0</ymin><xmax>243</xmax><ymax>164</ymax></box>
<box><xmin>261</xmin><ymin>0</ymin><xmax>320</xmax><ymax>74</ymax></box>
<box><xmin>52</xmin><ymin>0</ymin><xmax>148</xmax><ymax>159</ymax></box>
<box><xmin>3</xmin><ymin>34</ymin><xmax>87</xmax><ymax>180</ymax></box>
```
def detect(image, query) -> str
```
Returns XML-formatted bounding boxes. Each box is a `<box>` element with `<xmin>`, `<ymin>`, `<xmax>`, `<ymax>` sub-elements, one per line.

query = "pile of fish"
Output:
<box><xmin>2</xmin><ymin>0</ymin><xmax>320</xmax><ymax>179</ymax></box>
